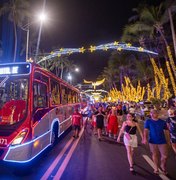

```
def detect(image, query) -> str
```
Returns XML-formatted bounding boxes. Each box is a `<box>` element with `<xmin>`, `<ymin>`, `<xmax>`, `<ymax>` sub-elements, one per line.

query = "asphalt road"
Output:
<box><xmin>0</xmin><ymin>121</ymin><xmax>176</xmax><ymax>180</ymax></box>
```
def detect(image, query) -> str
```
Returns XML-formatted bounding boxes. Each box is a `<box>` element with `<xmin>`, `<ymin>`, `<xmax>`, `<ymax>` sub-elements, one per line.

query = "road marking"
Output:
<box><xmin>41</xmin><ymin>137</ymin><xmax>74</xmax><ymax>180</ymax></box>
<box><xmin>53</xmin><ymin>128</ymin><xmax>84</xmax><ymax>180</ymax></box>
<box><xmin>142</xmin><ymin>155</ymin><xmax>170</xmax><ymax>180</ymax></box>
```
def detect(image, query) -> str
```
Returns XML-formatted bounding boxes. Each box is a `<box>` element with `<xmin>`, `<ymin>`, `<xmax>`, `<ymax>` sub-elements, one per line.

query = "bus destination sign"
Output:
<box><xmin>0</xmin><ymin>63</ymin><xmax>31</xmax><ymax>76</ymax></box>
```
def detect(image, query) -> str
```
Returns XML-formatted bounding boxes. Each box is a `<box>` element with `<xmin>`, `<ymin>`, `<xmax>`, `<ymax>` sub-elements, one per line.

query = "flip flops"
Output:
<box><xmin>153</xmin><ymin>170</ymin><xmax>159</xmax><ymax>175</ymax></box>
<box><xmin>161</xmin><ymin>168</ymin><xmax>168</xmax><ymax>175</ymax></box>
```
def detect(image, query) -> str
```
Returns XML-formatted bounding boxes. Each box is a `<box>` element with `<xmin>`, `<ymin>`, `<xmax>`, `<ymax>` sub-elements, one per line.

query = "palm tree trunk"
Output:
<box><xmin>157</xmin><ymin>27</ymin><xmax>176</xmax><ymax>78</ymax></box>
<box><xmin>60</xmin><ymin>64</ymin><xmax>63</xmax><ymax>79</ymax></box>
<box><xmin>13</xmin><ymin>14</ymin><xmax>17</xmax><ymax>62</ymax></box>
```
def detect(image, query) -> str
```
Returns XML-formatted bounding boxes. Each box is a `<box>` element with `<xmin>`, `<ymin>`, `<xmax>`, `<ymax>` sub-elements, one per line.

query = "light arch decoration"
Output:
<box><xmin>37</xmin><ymin>41</ymin><xmax>158</xmax><ymax>64</ymax></box>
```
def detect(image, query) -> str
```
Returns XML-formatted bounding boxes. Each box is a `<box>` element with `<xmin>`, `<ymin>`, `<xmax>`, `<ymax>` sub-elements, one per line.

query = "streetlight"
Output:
<box><xmin>67</xmin><ymin>67</ymin><xmax>80</xmax><ymax>84</ymax></box>
<box><xmin>22</xmin><ymin>12</ymin><xmax>47</xmax><ymax>61</ymax></box>
<box><xmin>75</xmin><ymin>67</ymin><xmax>79</xmax><ymax>72</ymax></box>
<box><xmin>67</xmin><ymin>73</ymin><xmax>72</xmax><ymax>84</ymax></box>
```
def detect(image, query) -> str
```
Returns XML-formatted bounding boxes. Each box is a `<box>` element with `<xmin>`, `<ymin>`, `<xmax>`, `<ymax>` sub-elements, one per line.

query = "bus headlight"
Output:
<box><xmin>11</xmin><ymin>130</ymin><xmax>28</xmax><ymax>146</ymax></box>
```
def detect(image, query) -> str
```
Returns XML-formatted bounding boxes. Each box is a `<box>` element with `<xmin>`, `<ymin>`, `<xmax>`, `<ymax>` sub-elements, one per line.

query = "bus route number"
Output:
<box><xmin>0</xmin><ymin>138</ymin><xmax>7</xmax><ymax>145</ymax></box>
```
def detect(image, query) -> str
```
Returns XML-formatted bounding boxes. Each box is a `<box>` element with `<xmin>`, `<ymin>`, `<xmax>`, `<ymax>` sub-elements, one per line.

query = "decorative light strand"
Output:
<box><xmin>166</xmin><ymin>60</ymin><xmax>176</xmax><ymax>96</ymax></box>
<box><xmin>167</xmin><ymin>46</ymin><xmax>176</xmax><ymax>78</ymax></box>
<box><xmin>37</xmin><ymin>41</ymin><xmax>158</xmax><ymax>64</ymax></box>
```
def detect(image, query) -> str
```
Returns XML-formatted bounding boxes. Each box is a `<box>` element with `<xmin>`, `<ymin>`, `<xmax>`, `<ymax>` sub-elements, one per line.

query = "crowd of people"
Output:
<box><xmin>71</xmin><ymin>100</ymin><xmax>176</xmax><ymax>175</ymax></box>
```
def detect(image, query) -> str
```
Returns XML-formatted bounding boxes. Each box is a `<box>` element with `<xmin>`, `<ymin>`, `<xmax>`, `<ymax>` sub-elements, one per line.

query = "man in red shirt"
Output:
<box><xmin>72</xmin><ymin>108</ymin><xmax>83</xmax><ymax>138</ymax></box>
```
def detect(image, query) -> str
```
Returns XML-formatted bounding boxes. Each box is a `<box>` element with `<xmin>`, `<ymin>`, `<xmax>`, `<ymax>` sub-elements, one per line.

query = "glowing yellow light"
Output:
<box><xmin>89</xmin><ymin>45</ymin><xmax>96</xmax><ymax>52</ymax></box>
<box><xmin>26</xmin><ymin>58</ymin><xmax>33</xmax><ymax>62</ymax></box>
<box><xmin>167</xmin><ymin>46</ymin><xmax>176</xmax><ymax>78</ymax></box>
<box><xmin>117</xmin><ymin>47</ymin><xmax>122</xmax><ymax>51</ymax></box>
<box><xmin>57</xmin><ymin>53</ymin><xmax>61</xmax><ymax>57</ymax></box>
<box><xmin>84</xmin><ymin>78</ymin><xmax>105</xmax><ymax>89</ymax></box>
<box><xmin>68</xmin><ymin>51</ymin><xmax>73</xmax><ymax>55</ymax></box>
<box><xmin>108</xmin><ymin>97</ymin><xmax>111</xmax><ymax>101</ymax></box>
<box><xmin>59</xmin><ymin>48</ymin><xmax>63</xmax><ymax>52</ymax></box>
<box><xmin>127</xmin><ymin>43</ymin><xmax>132</xmax><ymax>47</ymax></box>
<box><xmin>103</xmin><ymin>46</ymin><xmax>108</xmax><ymax>51</ymax></box>
<box><xmin>138</xmin><ymin>47</ymin><xmax>144</xmax><ymax>51</ymax></box>
<box><xmin>33</xmin><ymin>140</ymin><xmax>39</xmax><ymax>148</ymax></box>
<box><xmin>166</xmin><ymin>60</ymin><xmax>176</xmax><ymax>96</ymax></box>
<box><xmin>79</xmin><ymin>47</ymin><xmax>86</xmax><ymax>53</ymax></box>
<box><xmin>114</xmin><ymin>41</ymin><xmax>119</xmax><ymax>46</ymax></box>
<box><xmin>50</xmin><ymin>51</ymin><xmax>54</xmax><ymax>55</ymax></box>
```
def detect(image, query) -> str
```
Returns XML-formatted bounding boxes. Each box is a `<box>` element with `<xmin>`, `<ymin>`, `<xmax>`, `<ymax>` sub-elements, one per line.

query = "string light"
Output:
<box><xmin>37</xmin><ymin>41</ymin><xmax>158</xmax><ymax>64</ymax></box>
<box><xmin>166</xmin><ymin>60</ymin><xmax>176</xmax><ymax>96</ymax></box>
<box><xmin>167</xmin><ymin>46</ymin><xmax>176</xmax><ymax>78</ymax></box>
<box><xmin>150</xmin><ymin>58</ymin><xmax>171</xmax><ymax>100</ymax></box>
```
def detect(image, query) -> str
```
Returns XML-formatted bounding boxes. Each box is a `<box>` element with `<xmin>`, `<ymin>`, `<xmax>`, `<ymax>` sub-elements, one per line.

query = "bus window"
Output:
<box><xmin>33</xmin><ymin>82</ymin><xmax>48</xmax><ymax>109</ymax></box>
<box><xmin>51</xmin><ymin>80</ymin><xmax>61</xmax><ymax>105</ymax></box>
<box><xmin>68</xmin><ymin>89</ymin><xmax>72</xmax><ymax>103</ymax></box>
<box><xmin>0</xmin><ymin>77</ymin><xmax>28</xmax><ymax>125</ymax></box>
<box><xmin>72</xmin><ymin>92</ymin><xmax>78</xmax><ymax>103</ymax></box>
<box><xmin>34</xmin><ymin>72</ymin><xmax>49</xmax><ymax>84</ymax></box>
<box><xmin>61</xmin><ymin>85</ymin><xmax>68</xmax><ymax>104</ymax></box>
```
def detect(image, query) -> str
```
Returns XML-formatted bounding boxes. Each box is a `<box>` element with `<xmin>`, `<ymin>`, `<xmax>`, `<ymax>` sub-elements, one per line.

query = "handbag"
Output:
<box><xmin>125</xmin><ymin>133</ymin><xmax>131</xmax><ymax>140</ymax></box>
<box><xmin>124</xmin><ymin>126</ymin><xmax>133</xmax><ymax>140</ymax></box>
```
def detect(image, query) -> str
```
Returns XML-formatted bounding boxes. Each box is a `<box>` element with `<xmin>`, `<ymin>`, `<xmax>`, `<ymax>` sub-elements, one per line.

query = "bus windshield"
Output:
<box><xmin>0</xmin><ymin>77</ymin><xmax>28</xmax><ymax>125</ymax></box>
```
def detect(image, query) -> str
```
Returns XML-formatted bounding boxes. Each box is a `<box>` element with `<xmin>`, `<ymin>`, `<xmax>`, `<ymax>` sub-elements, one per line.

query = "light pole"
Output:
<box><xmin>22</xmin><ymin>12</ymin><xmax>47</xmax><ymax>61</ymax></box>
<box><xmin>21</xmin><ymin>21</ymin><xmax>30</xmax><ymax>61</ymax></box>
<box><xmin>35</xmin><ymin>0</ymin><xmax>47</xmax><ymax>62</ymax></box>
<box><xmin>35</xmin><ymin>12</ymin><xmax>47</xmax><ymax>61</ymax></box>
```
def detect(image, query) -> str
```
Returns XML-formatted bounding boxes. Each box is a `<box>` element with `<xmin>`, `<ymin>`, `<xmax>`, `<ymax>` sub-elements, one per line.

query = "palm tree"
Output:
<box><xmin>0</xmin><ymin>0</ymin><xmax>30</xmax><ymax>62</ymax></box>
<box><xmin>99</xmin><ymin>51</ymin><xmax>139</xmax><ymax>91</ymax></box>
<box><xmin>135</xmin><ymin>58</ymin><xmax>154</xmax><ymax>86</ymax></box>
<box><xmin>125</xmin><ymin>1</ymin><xmax>176</xmax><ymax>77</ymax></box>
<box><xmin>46</xmin><ymin>56</ymin><xmax>75</xmax><ymax>79</ymax></box>
<box><xmin>99</xmin><ymin>66</ymin><xmax>115</xmax><ymax>90</ymax></box>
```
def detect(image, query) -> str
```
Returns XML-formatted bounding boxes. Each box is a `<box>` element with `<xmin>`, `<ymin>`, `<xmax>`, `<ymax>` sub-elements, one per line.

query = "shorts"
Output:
<box><xmin>149</xmin><ymin>143</ymin><xmax>168</xmax><ymax>157</ymax></box>
<box><xmin>96</xmin><ymin>121</ymin><xmax>104</xmax><ymax>129</ymax></box>
<box><xmin>73</xmin><ymin>125</ymin><xmax>80</xmax><ymax>131</ymax></box>
<box><xmin>123</xmin><ymin>133</ymin><xmax>137</xmax><ymax>148</ymax></box>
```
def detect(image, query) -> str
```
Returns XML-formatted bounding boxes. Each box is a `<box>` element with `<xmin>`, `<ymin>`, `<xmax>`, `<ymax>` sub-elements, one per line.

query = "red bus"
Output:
<box><xmin>0</xmin><ymin>62</ymin><xmax>80</xmax><ymax>163</ymax></box>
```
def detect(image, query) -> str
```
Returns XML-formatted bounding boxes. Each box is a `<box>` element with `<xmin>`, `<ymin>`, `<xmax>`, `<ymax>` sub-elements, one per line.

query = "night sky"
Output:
<box><xmin>1</xmin><ymin>0</ymin><xmax>163</xmax><ymax>83</ymax></box>
<box><xmin>39</xmin><ymin>0</ymin><xmax>164</xmax><ymax>84</ymax></box>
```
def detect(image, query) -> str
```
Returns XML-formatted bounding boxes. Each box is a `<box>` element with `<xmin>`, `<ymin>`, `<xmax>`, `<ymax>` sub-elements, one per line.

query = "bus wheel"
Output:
<box><xmin>51</xmin><ymin>124</ymin><xmax>58</xmax><ymax>146</ymax></box>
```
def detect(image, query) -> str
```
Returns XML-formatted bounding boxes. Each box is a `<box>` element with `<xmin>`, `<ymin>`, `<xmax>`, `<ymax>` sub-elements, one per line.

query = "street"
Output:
<box><xmin>0</xmin><ymin>121</ymin><xmax>176</xmax><ymax>180</ymax></box>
